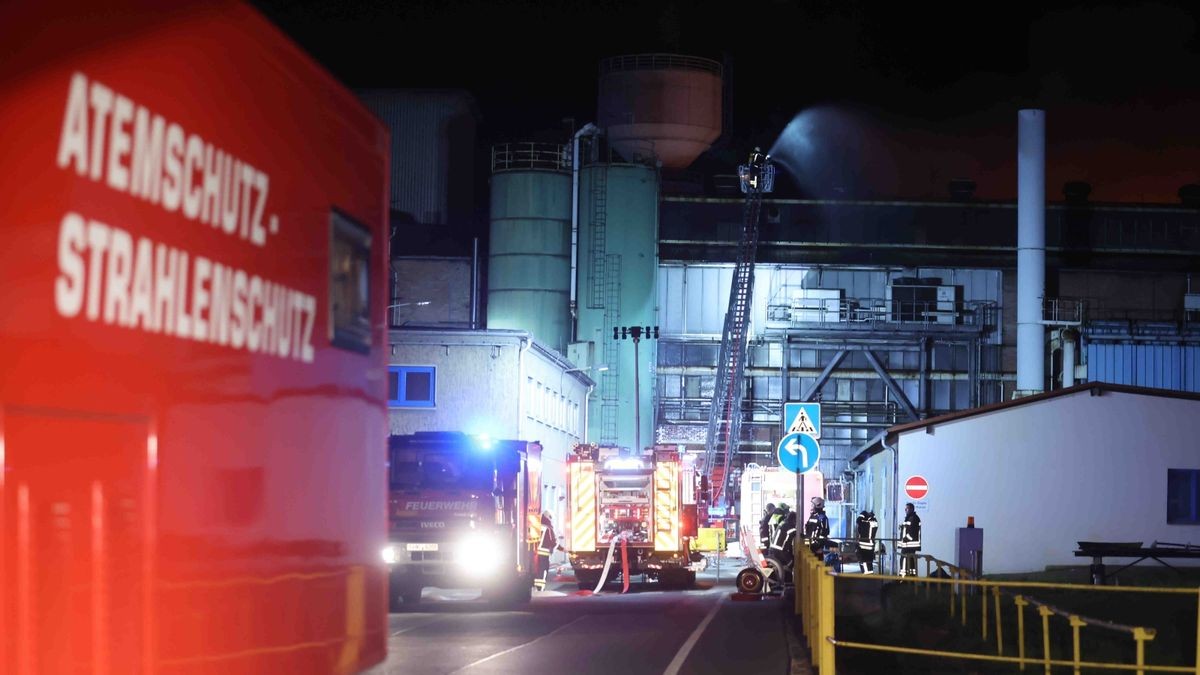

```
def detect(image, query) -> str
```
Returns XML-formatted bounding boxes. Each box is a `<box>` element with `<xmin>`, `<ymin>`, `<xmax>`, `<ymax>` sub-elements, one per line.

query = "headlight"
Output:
<box><xmin>454</xmin><ymin>532</ymin><xmax>506</xmax><ymax>577</ymax></box>
<box><xmin>381</xmin><ymin>545</ymin><xmax>398</xmax><ymax>565</ymax></box>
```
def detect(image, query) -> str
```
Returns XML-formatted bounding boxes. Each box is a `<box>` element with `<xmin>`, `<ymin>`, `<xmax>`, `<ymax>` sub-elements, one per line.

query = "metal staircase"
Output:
<box><xmin>703</xmin><ymin>152</ymin><xmax>774</xmax><ymax>506</ymax></box>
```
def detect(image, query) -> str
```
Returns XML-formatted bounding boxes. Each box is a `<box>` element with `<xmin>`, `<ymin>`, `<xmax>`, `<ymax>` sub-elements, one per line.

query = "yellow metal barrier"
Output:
<box><xmin>793</xmin><ymin>548</ymin><xmax>1200</xmax><ymax>675</ymax></box>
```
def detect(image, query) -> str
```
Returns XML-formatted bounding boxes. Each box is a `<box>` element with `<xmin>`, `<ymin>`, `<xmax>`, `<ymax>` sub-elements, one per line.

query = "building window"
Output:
<box><xmin>389</xmin><ymin>366</ymin><xmax>436</xmax><ymax>408</ymax></box>
<box><xmin>1168</xmin><ymin>469</ymin><xmax>1200</xmax><ymax>524</ymax></box>
<box><xmin>330</xmin><ymin>211</ymin><xmax>372</xmax><ymax>354</ymax></box>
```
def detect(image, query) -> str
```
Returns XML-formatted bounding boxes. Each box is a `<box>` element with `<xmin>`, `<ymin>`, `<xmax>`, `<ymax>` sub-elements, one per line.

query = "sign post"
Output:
<box><xmin>782</xmin><ymin>403</ymin><xmax>821</xmax><ymax>609</ymax></box>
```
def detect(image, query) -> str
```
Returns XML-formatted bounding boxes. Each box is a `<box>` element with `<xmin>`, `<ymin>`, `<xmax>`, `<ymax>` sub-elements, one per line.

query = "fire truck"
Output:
<box><xmin>565</xmin><ymin>444</ymin><xmax>699</xmax><ymax>589</ymax></box>
<box><xmin>384</xmin><ymin>432</ymin><xmax>543</xmax><ymax>607</ymax></box>
<box><xmin>1</xmin><ymin>3</ymin><xmax>389</xmax><ymax>672</ymax></box>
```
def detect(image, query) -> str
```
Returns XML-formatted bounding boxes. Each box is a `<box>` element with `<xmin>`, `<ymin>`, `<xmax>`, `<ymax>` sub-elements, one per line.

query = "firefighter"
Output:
<box><xmin>804</xmin><ymin>496</ymin><xmax>830</xmax><ymax>555</ymax></box>
<box><xmin>758</xmin><ymin>502</ymin><xmax>777</xmax><ymax>552</ymax></box>
<box><xmin>534</xmin><ymin>511</ymin><xmax>565</xmax><ymax>591</ymax></box>
<box><xmin>855</xmin><ymin>510</ymin><xmax>879</xmax><ymax>574</ymax></box>
<box><xmin>899</xmin><ymin>502</ymin><xmax>922</xmax><ymax>577</ymax></box>
<box><xmin>767</xmin><ymin>503</ymin><xmax>791</xmax><ymax>561</ymax></box>
<box><xmin>744</xmin><ymin>147</ymin><xmax>771</xmax><ymax>190</ymax></box>
<box><xmin>774</xmin><ymin>507</ymin><xmax>798</xmax><ymax>568</ymax></box>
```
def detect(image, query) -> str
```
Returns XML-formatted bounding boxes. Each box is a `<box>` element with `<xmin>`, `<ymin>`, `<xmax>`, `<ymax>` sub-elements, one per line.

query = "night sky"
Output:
<box><xmin>254</xmin><ymin>1</ymin><xmax>1200</xmax><ymax>203</ymax></box>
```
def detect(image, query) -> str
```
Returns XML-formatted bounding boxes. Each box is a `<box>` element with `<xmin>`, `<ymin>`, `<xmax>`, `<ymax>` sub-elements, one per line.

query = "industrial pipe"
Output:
<box><xmin>1017</xmin><ymin>109</ymin><xmax>1046</xmax><ymax>394</ymax></box>
<box><xmin>570</xmin><ymin>123</ymin><xmax>599</xmax><ymax>340</ymax></box>
<box><xmin>1062</xmin><ymin>328</ymin><xmax>1078</xmax><ymax>388</ymax></box>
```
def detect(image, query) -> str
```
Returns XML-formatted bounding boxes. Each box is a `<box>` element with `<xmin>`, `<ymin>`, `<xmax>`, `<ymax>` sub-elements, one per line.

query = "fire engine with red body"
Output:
<box><xmin>383</xmin><ymin>432</ymin><xmax>543</xmax><ymax>607</ymax></box>
<box><xmin>1</xmin><ymin>3</ymin><xmax>390</xmax><ymax>672</ymax></box>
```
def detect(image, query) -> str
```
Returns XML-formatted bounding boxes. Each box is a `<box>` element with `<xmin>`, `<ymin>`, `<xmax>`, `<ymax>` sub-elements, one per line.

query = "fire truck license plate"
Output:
<box><xmin>406</xmin><ymin>543</ymin><xmax>438</xmax><ymax>552</ymax></box>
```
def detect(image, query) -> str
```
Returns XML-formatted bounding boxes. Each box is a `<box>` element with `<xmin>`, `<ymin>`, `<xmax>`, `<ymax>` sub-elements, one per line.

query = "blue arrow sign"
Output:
<box><xmin>777</xmin><ymin>432</ymin><xmax>820</xmax><ymax>474</ymax></box>
<box><xmin>784</xmin><ymin>402</ymin><xmax>821</xmax><ymax>439</ymax></box>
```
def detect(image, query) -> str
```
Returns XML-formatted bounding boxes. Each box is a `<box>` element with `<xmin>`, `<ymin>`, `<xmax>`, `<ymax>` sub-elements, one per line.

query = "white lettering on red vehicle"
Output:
<box><xmin>56</xmin><ymin>71</ymin><xmax>281</xmax><ymax>249</ymax></box>
<box><xmin>404</xmin><ymin>501</ymin><xmax>474</xmax><ymax>511</ymax></box>
<box><xmin>54</xmin><ymin>212</ymin><xmax>316</xmax><ymax>363</ymax></box>
<box><xmin>52</xmin><ymin>71</ymin><xmax>323</xmax><ymax>364</ymax></box>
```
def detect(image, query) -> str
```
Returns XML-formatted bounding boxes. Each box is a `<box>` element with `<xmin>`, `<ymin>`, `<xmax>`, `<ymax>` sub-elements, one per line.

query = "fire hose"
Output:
<box><xmin>591</xmin><ymin>533</ymin><xmax>632</xmax><ymax>594</ymax></box>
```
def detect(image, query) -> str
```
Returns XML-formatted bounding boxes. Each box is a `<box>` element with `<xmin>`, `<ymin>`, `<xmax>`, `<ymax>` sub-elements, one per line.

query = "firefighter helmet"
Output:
<box><xmin>811</xmin><ymin>496</ymin><xmax>825</xmax><ymax>509</ymax></box>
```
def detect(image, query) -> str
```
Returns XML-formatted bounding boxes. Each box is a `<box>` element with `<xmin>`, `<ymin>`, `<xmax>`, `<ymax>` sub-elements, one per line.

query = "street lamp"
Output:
<box><xmin>386</xmin><ymin>301</ymin><xmax>431</xmax><ymax>309</ymax></box>
<box><xmin>611</xmin><ymin>325</ymin><xmax>659</xmax><ymax>452</ymax></box>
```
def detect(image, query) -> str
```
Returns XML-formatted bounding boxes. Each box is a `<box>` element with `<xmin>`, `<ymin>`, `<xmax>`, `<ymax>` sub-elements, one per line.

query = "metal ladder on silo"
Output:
<box><xmin>588</xmin><ymin>166</ymin><xmax>608</xmax><ymax>309</ymax></box>
<box><xmin>600</xmin><ymin>255</ymin><xmax>621</xmax><ymax>444</ymax></box>
<box><xmin>703</xmin><ymin>152</ymin><xmax>775</xmax><ymax>507</ymax></box>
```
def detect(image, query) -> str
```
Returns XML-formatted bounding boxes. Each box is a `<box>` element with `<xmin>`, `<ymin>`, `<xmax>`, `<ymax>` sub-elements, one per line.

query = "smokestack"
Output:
<box><xmin>1017</xmin><ymin>109</ymin><xmax>1046</xmax><ymax>394</ymax></box>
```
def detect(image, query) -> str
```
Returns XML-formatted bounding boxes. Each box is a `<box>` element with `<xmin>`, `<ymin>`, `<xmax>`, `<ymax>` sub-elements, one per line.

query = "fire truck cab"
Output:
<box><xmin>384</xmin><ymin>432</ymin><xmax>543</xmax><ymax>607</ymax></box>
<box><xmin>566</xmin><ymin>444</ymin><xmax>698</xmax><ymax>589</ymax></box>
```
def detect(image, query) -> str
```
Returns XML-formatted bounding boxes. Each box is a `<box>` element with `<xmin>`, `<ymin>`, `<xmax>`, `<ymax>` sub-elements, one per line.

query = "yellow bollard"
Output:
<box><xmin>1039</xmin><ymin>605</ymin><xmax>1054</xmax><ymax>675</ymax></box>
<box><xmin>1069</xmin><ymin>614</ymin><xmax>1087</xmax><ymax>675</ymax></box>
<box><xmin>794</xmin><ymin>537</ymin><xmax>802</xmax><ymax>617</ymax></box>
<box><xmin>809</xmin><ymin>557</ymin><xmax>819</xmax><ymax>663</ymax></box>
<box><xmin>982</xmin><ymin>583</ymin><xmax>988</xmax><ymax>640</ymax></box>
<box><xmin>1133</xmin><ymin>626</ymin><xmax>1156</xmax><ymax>675</ymax></box>
<box><xmin>819</xmin><ymin>567</ymin><xmax>836</xmax><ymax>675</ymax></box>
<box><xmin>1015</xmin><ymin>595</ymin><xmax>1028</xmax><ymax>672</ymax></box>
<box><xmin>949</xmin><ymin>573</ymin><xmax>957</xmax><ymax>619</ymax></box>
<box><xmin>961</xmin><ymin>572</ymin><xmax>968</xmax><ymax>626</ymax></box>
<box><xmin>993</xmin><ymin>586</ymin><xmax>1004</xmax><ymax>656</ymax></box>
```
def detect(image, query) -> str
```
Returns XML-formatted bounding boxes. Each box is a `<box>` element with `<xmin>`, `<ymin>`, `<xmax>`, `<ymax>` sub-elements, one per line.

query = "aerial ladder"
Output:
<box><xmin>703</xmin><ymin>148</ymin><xmax>775</xmax><ymax>511</ymax></box>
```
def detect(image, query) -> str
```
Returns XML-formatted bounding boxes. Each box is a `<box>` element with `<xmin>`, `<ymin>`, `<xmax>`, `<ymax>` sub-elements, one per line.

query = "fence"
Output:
<box><xmin>794</xmin><ymin>547</ymin><xmax>1200</xmax><ymax>674</ymax></box>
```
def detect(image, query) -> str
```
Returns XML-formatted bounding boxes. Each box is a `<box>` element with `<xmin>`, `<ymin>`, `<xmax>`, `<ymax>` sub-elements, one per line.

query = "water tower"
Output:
<box><xmin>597</xmin><ymin>54</ymin><xmax>723</xmax><ymax>169</ymax></box>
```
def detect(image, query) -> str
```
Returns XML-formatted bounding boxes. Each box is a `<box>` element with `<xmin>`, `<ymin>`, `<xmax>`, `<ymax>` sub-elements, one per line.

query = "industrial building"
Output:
<box><xmin>853</xmin><ymin>382</ymin><xmax>1200</xmax><ymax>573</ymax></box>
<box><xmin>386</xmin><ymin>328</ymin><xmax>593</xmax><ymax>535</ymax></box>
<box><xmin>376</xmin><ymin>54</ymin><xmax>1200</xmax><ymax>567</ymax></box>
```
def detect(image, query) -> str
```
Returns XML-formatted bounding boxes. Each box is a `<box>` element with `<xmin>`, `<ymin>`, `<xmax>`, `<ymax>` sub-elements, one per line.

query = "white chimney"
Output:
<box><xmin>1017</xmin><ymin>109</ymin><xmax>1046</xmax><ymax>394</ymax></box>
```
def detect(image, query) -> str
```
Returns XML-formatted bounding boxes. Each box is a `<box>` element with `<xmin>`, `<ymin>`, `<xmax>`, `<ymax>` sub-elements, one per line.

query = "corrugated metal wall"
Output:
<box><xmin>357</xmin><ymin>90</ymin><xmax>478</xmax><ymax>226</ymax></box>
<box><xmin>1086</xmin><ymin>343</ymin><xmax>1200</xmax><ymax>391</ymax></box>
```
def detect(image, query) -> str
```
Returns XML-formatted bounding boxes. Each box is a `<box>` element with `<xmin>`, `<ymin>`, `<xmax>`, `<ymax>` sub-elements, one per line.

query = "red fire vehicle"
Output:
<box><xmin>0</xmin><ymin>3</ymin><xmax>390</xmax><ymax>673</ymax></box>
<box><xmin>566</xmin><ymin>444</ymin><xmax>699</xmax><ymax>589</ymax></box>
<box><xmin>385</xmin><ymin>433</ymin><xmax>543</xmax><ymax>607</ymax></box>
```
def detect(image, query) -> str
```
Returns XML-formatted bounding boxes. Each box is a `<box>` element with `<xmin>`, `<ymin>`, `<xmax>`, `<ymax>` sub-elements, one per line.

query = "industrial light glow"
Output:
<box><xmin>381</xmin><ymin>545</ymin><xmax>398</xmax><ymax>565</ymax></box>
<box><xmin>603</xmin><ymin>458</ymin><xmax>644</xmax><ymax>470</ymax></box>
<box><xmin>454</xmin><ymin>532</ymin><xmax>505</xmax><ymax>576</ymax></box>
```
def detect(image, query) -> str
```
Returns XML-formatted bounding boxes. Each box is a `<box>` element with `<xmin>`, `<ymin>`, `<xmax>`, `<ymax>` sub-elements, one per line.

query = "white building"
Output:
<box><xmin>853</xmin><ymin>382</ymin><xmax>1200</xmax><ymax>573</ymax></box>
<box><xmin>388</xmin><ymin>328</ymin><xmax>594</xmax><ymax>535</ymax></box>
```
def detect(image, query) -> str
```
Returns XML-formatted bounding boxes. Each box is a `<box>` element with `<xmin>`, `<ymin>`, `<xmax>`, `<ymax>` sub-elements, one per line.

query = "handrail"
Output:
<box><xmin>799</xmin><ymin>545</ymin><xmax>1200</xmax><ymax>675</ymax></box>
<box><xmin>599</xmin><ymin>53</ymin><xmax>722</xmax><ymax>75</ymax></box>
<box><xmin>491</xmin><ymin>142</ymin><xmax>570</xmax><ymax>173</ymax></box>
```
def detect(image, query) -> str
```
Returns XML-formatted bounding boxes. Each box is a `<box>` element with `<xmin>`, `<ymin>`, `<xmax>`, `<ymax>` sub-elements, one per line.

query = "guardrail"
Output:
<box><xmin>794</xmin><ymin>546</ymin><xmax>1200</xmax><ymax>674</ymax></box>
<box><xmin>491</xmin><ymin>142</ymin><xmax>570</xmax><ymax>172</ymax></box>
<box><xmin>765</xmin><ymin>298</ymin><xmax>998</xmax><ymax>330</ymax></box>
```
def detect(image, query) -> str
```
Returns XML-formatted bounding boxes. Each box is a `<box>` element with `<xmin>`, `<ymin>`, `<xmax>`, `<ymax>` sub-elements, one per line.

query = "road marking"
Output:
<box><xmin>390</xmin><ymin>615</ymin><xmax>448</xmax><ymax>636</ymax></box>
<box><xmin>662</xmin><ymin>594</ymin><xmax>726</xmax><ymax>675</ymax></box>
<box><xmin>448</xmin><ymin>615</ymin><xmax>589</xmax><ymax>673</ymax></box>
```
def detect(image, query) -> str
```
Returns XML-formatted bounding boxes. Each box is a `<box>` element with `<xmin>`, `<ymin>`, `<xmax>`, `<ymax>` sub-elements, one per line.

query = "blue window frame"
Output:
<box><xmin>389</xmin><ymin>366</ymin><xmax>436</xmax><ymax>408</ymax></box>
<box><xmin>1167</xmin><ymin>469</ymin><xmax>1200</xmax><ymax>525</ymax></box>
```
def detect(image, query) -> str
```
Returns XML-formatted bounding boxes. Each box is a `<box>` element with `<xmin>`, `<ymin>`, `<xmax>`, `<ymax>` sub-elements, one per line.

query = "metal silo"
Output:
<box><xmin>487</xmin><ymin>143</ymin><xmax>572</xmax><ymax>353</ymax></box>
<box><xmin>575</xmin><ymin>149</ymin><xmax>660</xmax><ymax>449</ymax></box>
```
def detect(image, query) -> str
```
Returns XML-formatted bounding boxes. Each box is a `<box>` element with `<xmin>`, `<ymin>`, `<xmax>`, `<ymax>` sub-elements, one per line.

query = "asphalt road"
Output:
<box><xmin>363</xmin><ymin>558</ymin><xmax>794</xmax><ymax>675</ymax></box>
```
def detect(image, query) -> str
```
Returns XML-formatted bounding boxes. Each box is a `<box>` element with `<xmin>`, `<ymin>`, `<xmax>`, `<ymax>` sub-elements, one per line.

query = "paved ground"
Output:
<box><xmin>363</xmin><ymin>555</ymin><xmax>796</xmax><ymax>675</ymax></box>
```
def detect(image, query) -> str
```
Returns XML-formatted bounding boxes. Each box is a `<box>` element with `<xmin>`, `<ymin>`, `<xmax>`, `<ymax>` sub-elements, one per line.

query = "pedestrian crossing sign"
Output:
<box><xmin>783</xmin><ymin>402</ymin><xmax>821</xmax><ymax>439</ymax></box>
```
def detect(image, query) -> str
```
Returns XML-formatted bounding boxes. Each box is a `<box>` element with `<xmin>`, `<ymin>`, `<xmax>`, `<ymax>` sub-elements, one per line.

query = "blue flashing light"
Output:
<box><xmin>473</xmin><ymin>433</ymin><xmax>495</xmax><ymax>451</ymax></box>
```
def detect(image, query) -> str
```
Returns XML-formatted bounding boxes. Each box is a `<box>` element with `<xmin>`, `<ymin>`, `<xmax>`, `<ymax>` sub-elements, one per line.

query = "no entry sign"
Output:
<box><xmin>904</xmin><ymin>475</ymin><xmax>929</xmax><ymax>500</ymax></box>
